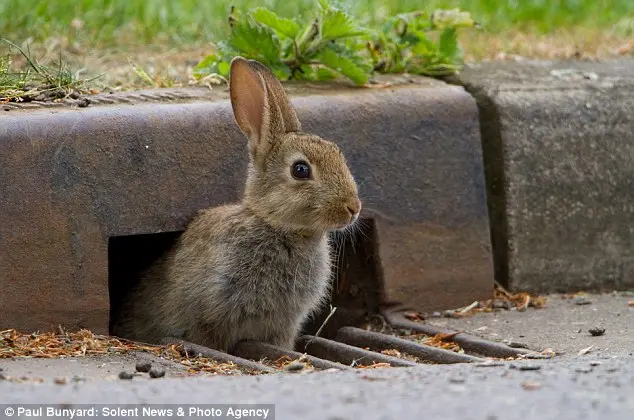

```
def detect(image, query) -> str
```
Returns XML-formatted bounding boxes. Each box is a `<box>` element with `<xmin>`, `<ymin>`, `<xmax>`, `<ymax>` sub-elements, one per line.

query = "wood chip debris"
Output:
<box><xmin>403</xmin><ymin>311</ymin><xmax>425</xmax><ymax>322</ymax></box>
<box><xmin>578</xmin><ymin>345</ymin><xmax>594</xmax><ymax>356</ymax></box>
<box><xmin>560</xmin><ymin>291</ymin><xmax>594</xmax><ymax>302</ymax></box>
<box><xmin>521</xmin><ymin>380</ymin><xmax>542</xmax><ymax>391</ymax></box>
<box><xmin>407</xmin><ymin>332</ymin><xmax>464</xmax><ymax>353</ymax></box>
<box><xmin>0</xmin><ymin>328</ymin><xmax>258</xmax><ymax>376</ymax></box>
<box><xmin>380</xmin><ymin>348</ymin><xmax>420</xmax><ymax>363</ymax></box>
<box><xmin>262</xmin><ymin>355</ymin><xmax>314</xmax><ymax>372</ymax></box>
<box><xmin>354</xmin><ymin>362</ymin><xmax>392</xmax><ymax>369</ymax></box>
<box><xmin>440</xmin><ymin>282</ymin><xmax>547</xmax><ymax>318</ymax></box>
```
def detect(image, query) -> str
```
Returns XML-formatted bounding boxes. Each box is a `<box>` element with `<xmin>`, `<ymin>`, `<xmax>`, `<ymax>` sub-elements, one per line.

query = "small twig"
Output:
<box><xmin>350</xmin><ymin>357</ymin><xmax>364</xmax><ymax>368</ymax></box>
<box><xmin>459</xmin><ymin>301</ymin><xmax>479</xmax><ymax>314</ymax></box>
<box><xmin>494</xmin><ymin>280</ymin><xmax>513</xmax><ymax>298</ymax></box>
<box><xmin>436</xmin><ymin>332</ymin><xmax>460</xmax><ymax>342</ymax></box>
<box><xmin>302</xmin><ymin>305</ymin><xmax>337</xmax><ymax>352</ymax></box>
<box><xmin>313</xmin><ymin>305</ymin><xmax>337</xmax><ymax>339</ymax></box>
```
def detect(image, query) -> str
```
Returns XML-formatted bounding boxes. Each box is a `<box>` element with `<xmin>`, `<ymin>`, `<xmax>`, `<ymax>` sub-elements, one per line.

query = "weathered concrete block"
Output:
<box><xmin>458</xmin><ymin>59</ymin><xmax>634</xmax><ymax>293</ymax></box>
<box><xmin>0</xmin><ymin>77</ymin><xmax>492</xmax><ymax>334</ymax></box>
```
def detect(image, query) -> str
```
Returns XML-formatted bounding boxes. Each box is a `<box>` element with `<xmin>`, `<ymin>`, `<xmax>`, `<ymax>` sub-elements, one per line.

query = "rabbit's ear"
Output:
<box><xmin>229</xmin><ymin>56</ymin><xmax>301</xmax><ymax>164</ymax></box>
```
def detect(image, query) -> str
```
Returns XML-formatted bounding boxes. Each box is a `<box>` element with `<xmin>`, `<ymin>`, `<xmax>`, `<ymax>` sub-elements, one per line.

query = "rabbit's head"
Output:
<box><xmin>229</xmin><ymin>56</ymin><xmax>361</xmax><ymax>235</ymax></box>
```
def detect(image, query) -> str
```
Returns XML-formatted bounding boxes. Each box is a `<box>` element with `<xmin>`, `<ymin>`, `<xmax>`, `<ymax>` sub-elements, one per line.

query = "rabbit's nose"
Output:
<box><xmin>346</xmin><ymin>199</ymin><xmax>362</xmax><ymax>222</ymax></box>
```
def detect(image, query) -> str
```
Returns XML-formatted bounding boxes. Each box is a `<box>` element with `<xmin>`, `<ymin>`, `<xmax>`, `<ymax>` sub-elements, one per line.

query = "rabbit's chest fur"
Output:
<box><xmin>151</xmin><ymin>205</ymin><xmax>332</xmax><ymax>351</ymax></box>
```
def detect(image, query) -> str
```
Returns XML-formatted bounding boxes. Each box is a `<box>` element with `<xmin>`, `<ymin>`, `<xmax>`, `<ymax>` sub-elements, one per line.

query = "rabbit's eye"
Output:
<box><xmin>291</xmin><ymin>161</ymin><xmax>311</xmax><ymax>180</ymax></box>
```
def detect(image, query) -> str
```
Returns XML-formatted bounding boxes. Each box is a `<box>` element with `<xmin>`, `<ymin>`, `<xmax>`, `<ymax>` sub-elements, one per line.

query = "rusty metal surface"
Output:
<box><xmin>0</xmin><ymin>82</ymin><xmax>492</xmax><ymax>334</ymax></box>
<box><xmin>1</xmin><ymin>88</ymin><xmax>215</xmax><ymax>111</ymax></box>
<box><xmin>1</xmin><ymin>74</ymin><xmax>445</xmax><ymax>112</ymax></box>
<box><xmin>160</xmin><ymin>338</ymin><xmax>274</xmax><ymax>373</ymax></box>
<box><xmin>335</xmin><ymin>327</ymin><xmax>482</xmax><ymax>364</ymax></box>
<box><xmin>383</xmin><ymin>311</ymin><xmax>531</xmax><ymax>359</ymax></box>
<box><xmin>232</xmin><ymin>340</ymin><xmax>353</xmax><ymax>371</ymax></box>
<box><xmin>296</xmin><ymin>335</ymin><xmax>418</xmax><ymax>367</ymax></box>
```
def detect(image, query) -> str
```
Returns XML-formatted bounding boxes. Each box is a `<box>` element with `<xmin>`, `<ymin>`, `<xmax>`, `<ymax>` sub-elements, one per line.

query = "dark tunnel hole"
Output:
<box><xmin>107</xmin><ymin>230</ymin><xmax>183</xmax><ymax>334</ymax></box>
<box><xmin>107</xmin><ymin>218</ymin><xmax>384</xmax><ymax>339</ymax></box>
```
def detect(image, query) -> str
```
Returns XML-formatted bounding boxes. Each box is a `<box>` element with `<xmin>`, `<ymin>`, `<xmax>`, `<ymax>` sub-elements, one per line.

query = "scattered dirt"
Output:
<box><xmin>353</xmin><ymin>362</ymin><xmax>392</xmax><ymax>369</ymax></box>
<box><xmin>588</xmin><ymin>327</ymin><xmax>606</xmax><ymax>337</ymax></box>
<box><xmin>414</xmin><ymin>333</ymin><xmax>464</xmax><ymax>353</ymax></box>
<box><xmin>398</xmin><ymin>284</ymin><xmax>548</xmax><ymax>322</ymax></box>
<box><xmin>427</xmin><ymin>292</ymin><xmax>633</xmax><ymax>356</ymax></box>
<box><xmin>0</xmin><ymin>328</ymin><xmax>407</xmax><ymax>377</ymax></box>
<box><xmin>0</xmin><ymin>328</ymin><xmax>160</xmax><ymax>359</ymax></box>
<box><xmin>441</xmin><ymin>283</ymin><xmax>547</xmax><ymax>319</ymax></box>
<box><xmin>0</xmin><ymin>328</ymin><xmax>259</xmax><ymax>377</ymax></box>
<box><xmin>362</xmin><ymin>321</ymin><xmax>467</xmax><ymax>354</ymax></box>
<box><xmin>380</xmin><ymin>349</ymin><xmax>420</xmax><ymax>363</ymax></box>
<box><xmin>258</xmin><ymin>355</ymin><xmax>315</xmax><ymax>372</ymax></box>
<box><xmin>521</xmin><ymin>380</ymin><xmax>543</xmax><ymax>391</ymax></box>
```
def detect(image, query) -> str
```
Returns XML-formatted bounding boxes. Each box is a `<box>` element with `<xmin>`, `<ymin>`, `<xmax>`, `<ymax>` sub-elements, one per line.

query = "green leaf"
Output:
<box><xmin>410</xmin><ymin>32</ymin><xmax>437</xmax><ymax>55</ymax></box>
<box><xmin>317</xmin><ymin>0</ymin><xmax>367</xmax><ymax>40</ymax></box>
<box><xmin>438</xmin><ymin>27</ymin><xmax>459</xmax><ymax>62</ymax></box>
<box><xmin>318</xmin><ymin>46</ymin><xmax>368</xmax><ymax>85</ymax></box>
<box><xmin>316</xmin><ymin>66</ymin><xmax>339</xmax><ymax>81</ymax></box>
<box><xmin>192</xmin><ymin>53</ymin><xmax>225</xmax><ymax>79</ymax></box>
<box><xmin>192</xmin><ymin>40</ymin><xmax>237</xmax><ymax>79</ymax></box>
<box><xmin>229</xmin><ymin>17</ymin><xmax>281</xmax><ymax>66</ymax></box>
<box><xmin>218</xmin><ymin>61</ymin><xmax>231</xmax><ymax>76</ymax></box>
<box><xmin>193</xmin><ymin>53</ymin><xmax>218</xmax><ymax>71</ymax></box>
<box><xmin>250</xmin><ymin>8</ymin><xmax>300</xmax><ymax>39</ymax></box>
<box><xmin>270</xmin><ymin>65</ymin><xmax>292</xmax><ymax>80</ymax></box>
<box><xmin>290</xmin><ymin>65</ymin><xmax>317</xmax><ymax>81</ymax></box>
<box><xmin>327</xmin><ymin>41</ymin><xmax>374</xmax><ymax>72</ymax></box>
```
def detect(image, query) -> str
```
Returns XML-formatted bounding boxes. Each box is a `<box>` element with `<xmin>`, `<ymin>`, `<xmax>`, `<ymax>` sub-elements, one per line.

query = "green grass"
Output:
<box><xmin>0</xmin><ymin>38</ymin><xmax>97</xmax><ymax>101</ymax></box>
<box><xmin>1</xmin><ymin>0</ymin><xmax>632</xmax><ymax>49</ymax></box>
<box><xmin>0</xmin><ymin>0</ymin><xmax>631</xmax><ymax>95</ymax></box>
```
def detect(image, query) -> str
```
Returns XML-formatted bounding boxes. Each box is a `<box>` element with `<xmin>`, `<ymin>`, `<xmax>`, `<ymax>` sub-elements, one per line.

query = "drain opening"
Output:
<box><xmin>106</xmin><ymin>218</ymin><xmax>382</xmax><ymax>341</ymax></box>
<box><xmin>107</xmin><ymin>230</ymin><xmax>183</xmax><ymax>334</ymax></box>
<box><xmin>106</xmin><ymin>221</ymin><xmax>531</xmax><ymax>374</ymax></box>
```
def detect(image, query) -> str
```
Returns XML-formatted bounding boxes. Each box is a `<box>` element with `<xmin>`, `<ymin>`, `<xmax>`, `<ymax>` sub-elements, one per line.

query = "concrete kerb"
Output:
<box><xmin>3</xmin><ymin>59</ymin><xmax>633</xmax><ymax>337</ymax></box>
<box><xmin>0</xmin><ymin>75</ymin><xmax>493</xmax><ymax>335</ymax></box>
<box><xmin>452</xmin><ymin>59</ymin><xmax>634</xmax><ymax>294</ymax></box>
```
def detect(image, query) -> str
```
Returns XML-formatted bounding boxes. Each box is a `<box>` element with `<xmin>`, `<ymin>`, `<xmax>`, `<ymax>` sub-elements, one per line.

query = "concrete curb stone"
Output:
<box><xmin>456</xmin><ymin>59</ymin><xmax>634</xmax><ymax>293</ymax></box>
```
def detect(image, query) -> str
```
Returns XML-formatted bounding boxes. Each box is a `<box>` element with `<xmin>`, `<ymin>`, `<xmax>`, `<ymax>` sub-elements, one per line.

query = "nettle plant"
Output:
<box><xmin>193</xmin><ymin>0</ymin><xmax>476</xmax><ymax>86</ymax></box>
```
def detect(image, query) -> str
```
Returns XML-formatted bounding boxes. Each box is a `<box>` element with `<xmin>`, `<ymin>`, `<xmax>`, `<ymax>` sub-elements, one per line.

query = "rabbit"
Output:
<box><xmin>111</xmin><ymin>56</ymin><xmax>362</xmax><ymax>353</ymax></box>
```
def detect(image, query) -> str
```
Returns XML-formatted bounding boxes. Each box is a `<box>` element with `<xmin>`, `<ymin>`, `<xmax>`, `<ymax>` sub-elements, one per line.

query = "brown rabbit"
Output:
<box><xmin>112</xmin><ymin>56</ymin><xmax>362</xmax><ymax>352</ymax></box>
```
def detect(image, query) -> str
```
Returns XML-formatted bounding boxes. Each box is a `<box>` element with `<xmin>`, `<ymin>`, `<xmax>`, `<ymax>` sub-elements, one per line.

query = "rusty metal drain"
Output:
<box><xmin>156</xmin><ymin>312</ymin><xmax>536</xmax><ymax>375</ymax></box>
<box><xmin>232</xmin><ymin>340</ymin><xmax>354</xmax><ymax>371</ymax></box>
<box><xmin>381</xmin><ymin>310</ymin><xmax>532</xmax><ymax>359</ymax></box>
<box><xmin>160</xmin><ymin>338</ymin><xmax>275</xmax><ymax>373</ymax></box>
<box><xmin>334</xmin><ymin>327</ymin><xmax>482</xmax><ymax>364</ymax></box>
<box><xmin>296</xmin><ymin>335</ymin><xmax>418</xmax><ymax>367</ymax></box>
<box><xmin>111</xmin><ymin>209</ymin><xmax>528</xmax><ymax>374</ymax></box>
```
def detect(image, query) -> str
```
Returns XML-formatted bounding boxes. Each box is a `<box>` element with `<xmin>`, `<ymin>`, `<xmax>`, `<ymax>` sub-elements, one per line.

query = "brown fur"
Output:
<box><xmin>111</xmin><ymin>57</ymin><xmax>361</xmax><ymax>352</ymax></box>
